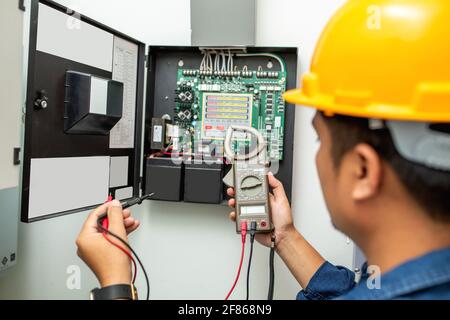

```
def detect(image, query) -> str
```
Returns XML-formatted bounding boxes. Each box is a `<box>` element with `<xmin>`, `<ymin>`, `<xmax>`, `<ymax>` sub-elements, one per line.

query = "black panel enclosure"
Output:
<box><xmin>144</xmin><ymin>46</ymin><xmax>298</xmax><ymax>203</ymax></box>
<box><xmin>64</xmin><ymin>71</ymin><xmax>124</xmax><ymax>135</ymax></box>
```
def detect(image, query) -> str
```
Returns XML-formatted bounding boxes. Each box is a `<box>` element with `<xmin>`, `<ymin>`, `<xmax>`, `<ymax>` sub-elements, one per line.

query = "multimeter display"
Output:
<box><xmin>241</xmin><ymin>205</ymin><xmax>267</xmax><ymax>216</ymax></box>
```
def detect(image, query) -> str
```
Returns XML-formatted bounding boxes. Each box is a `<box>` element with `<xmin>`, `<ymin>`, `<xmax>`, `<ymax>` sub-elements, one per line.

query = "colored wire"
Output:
<box><xmin>245</xmin><ymin>239</ymin><xmax>255</xmax><ymax>300</ymax></box>
<box><xmin>225</xmin><ymin>241</ymin><xmax>245</xmax><ymax>300</ymax></box>
<box><xmin>267</xmin><ymin>236</ymin><xmax>276</xmax><ymax>300</ymax></box>
<box><xmin>246</xmin><ymin>222</ymin><xmax>257</xmax><ymax>300</ymax></box>
<box><xmin>225</xmin><ymin>222</ymin><xmax>247</xmax><ymax>300</ymax></box>
<box><xmin>97</xmin><ymin>219</ymin><xmax>150</xmax><ymax>300</ymax></box>
<box><xmin>102</xmin><ymin>196</ymin><xmax>137</xmax><ymax>284</ymax></box>
<box><xmin>102</xmin><ymin>233</ymin><xmax>137</xmax><ymax>284</ymax></box>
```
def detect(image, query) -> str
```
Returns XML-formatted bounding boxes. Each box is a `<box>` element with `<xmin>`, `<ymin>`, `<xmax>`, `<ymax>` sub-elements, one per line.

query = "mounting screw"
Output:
<box><xmin>34</xmin><ymin>90</ymin><xmax>49</xmax><ymax>110</ymax></box>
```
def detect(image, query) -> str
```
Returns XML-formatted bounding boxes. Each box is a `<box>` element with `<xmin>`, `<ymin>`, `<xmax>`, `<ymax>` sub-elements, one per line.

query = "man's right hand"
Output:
<box><xmin>227</xmin><ymin>172</ymin><xmax>296</xmax><ymax>248</ymax></box>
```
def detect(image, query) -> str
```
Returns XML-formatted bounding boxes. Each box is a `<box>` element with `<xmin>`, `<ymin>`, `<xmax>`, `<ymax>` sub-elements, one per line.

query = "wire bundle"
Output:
<box><xmin>225</xmin><ymin>222</ymin><xmax>275</xmax><ymax>301</ymax></box>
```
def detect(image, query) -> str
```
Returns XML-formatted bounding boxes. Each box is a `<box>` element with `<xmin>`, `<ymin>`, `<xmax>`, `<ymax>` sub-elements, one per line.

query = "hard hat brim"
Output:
<box><xmin>283</xmin><ymin>88</ymin><xmax>450</xmax><ymax>123</ymax></box>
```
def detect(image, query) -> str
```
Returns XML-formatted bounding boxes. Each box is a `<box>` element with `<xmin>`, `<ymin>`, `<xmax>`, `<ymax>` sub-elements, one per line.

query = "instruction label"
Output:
<box><xmin>110</xmin><ymin>36</ymin><xmax>139</xmax><ymax>149</ymax></box>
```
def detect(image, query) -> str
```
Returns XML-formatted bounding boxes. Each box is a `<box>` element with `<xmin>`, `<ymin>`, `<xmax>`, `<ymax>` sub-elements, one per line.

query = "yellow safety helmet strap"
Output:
<box><xmin>387</xmin><ymin>121</ymin><xmax>450</xmax><ymax>171</ymax></box>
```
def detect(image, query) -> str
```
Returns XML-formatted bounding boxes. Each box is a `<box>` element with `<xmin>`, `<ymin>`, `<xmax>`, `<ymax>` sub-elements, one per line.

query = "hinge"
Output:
<box><xmin>18</xmin><ymin>0</ymin><xmax>26</xmax><ymax>11</ymax></box>
<box><xmin>145</xmin><ymin>55</ymin><xmax>149</xmax><ymax>68</ymax></box>
<box><xmin>139</xmin><ymin>176</ymin><xmax>143</xmax><ymax>196</ymax></box>
<box><xmin>13</xmin><ymin>148</ymin><xmax>21</xmax><ymax>165</ymax></box>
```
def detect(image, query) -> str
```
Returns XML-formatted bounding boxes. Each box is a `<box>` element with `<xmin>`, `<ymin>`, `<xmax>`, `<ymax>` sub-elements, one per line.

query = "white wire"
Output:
<box><xmin>207</xmin><ymin>52</ymin><xmax>213</xmax><ymax>71</ymax></box>
<box><xmin>228</xmin><ymin>50</ymin><xmax>234</xmax><ymax>72</ymax></box>
<box><xmin>235</xmin><ymin>53</ymin><xmax>286</xmax><ymax>73</ymax></box>
<box><xmin>200</xmin><ymin>52</ymin><xmax>206</xmax><ymax>71</ymax></box>
<box><xmin>214</xmin><ymin>53</ymin><xmax>219</xmax><ymax>72</ymax></box>
<box><xmin>221</xmin><ymin>51</ymin><xmax>227</xmax><ymax>72</ymax></box>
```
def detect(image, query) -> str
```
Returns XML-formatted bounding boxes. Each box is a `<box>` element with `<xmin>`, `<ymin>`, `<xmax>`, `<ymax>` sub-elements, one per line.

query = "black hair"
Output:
<box><xmin>320</xmin><ymin>112</ymin><xmax>450</xmax><ymax>223</ymax></box>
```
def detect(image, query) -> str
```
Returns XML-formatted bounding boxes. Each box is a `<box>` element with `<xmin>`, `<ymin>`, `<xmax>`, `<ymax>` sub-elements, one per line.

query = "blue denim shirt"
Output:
<box><xmin>297</xmin><ymin>247</ymin><xmax>450</xmax><ymax>300</ymax></box>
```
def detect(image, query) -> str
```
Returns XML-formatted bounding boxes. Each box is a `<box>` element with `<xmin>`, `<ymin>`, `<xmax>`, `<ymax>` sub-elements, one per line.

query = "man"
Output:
<box><xmin>76</xmin><ymin>0</ymin><xmax>450</xmax><ymax>299</ymax></box>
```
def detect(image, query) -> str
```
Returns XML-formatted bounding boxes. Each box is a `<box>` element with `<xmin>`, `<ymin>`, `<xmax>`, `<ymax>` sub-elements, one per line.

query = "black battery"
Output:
<box><xmin>184</xmin><ymin>162</ymin><xmax>224</xmax><ymax>204</ymax></box>
<box><xmin>145</xmin><ymin>157</ymin><xmax>183</xmax><ymax>201</ymax></box>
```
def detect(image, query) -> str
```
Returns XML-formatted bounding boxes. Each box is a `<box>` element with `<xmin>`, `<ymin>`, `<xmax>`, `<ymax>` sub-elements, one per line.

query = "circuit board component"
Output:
<box><xmin>171</xmin><ymin>51</ymin><xmax>287</xmax><ymax>161</ymax></box>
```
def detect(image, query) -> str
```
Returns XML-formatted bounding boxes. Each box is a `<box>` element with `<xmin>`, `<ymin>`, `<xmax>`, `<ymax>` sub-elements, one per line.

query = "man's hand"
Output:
<box><xmin>76</xmin><ymin>200</ymin><xmax>140</xmax><ymax>288</ymax></box>
<box><xmin>228</xmin><ymin>172</ymin><xmax>296</xmax><ymax>248</ymax></box>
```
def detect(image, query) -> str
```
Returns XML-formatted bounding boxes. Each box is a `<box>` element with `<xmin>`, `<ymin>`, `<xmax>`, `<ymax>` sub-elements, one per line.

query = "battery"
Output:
<box><xmin>145</xmin><ymin>157</ymin><xmax>183</xmax><ymax>201</ymax></box>
<box><xmin>184</xmin><ymin>162</ymin><xmax>223</xmax><ymax>204</ymax></box>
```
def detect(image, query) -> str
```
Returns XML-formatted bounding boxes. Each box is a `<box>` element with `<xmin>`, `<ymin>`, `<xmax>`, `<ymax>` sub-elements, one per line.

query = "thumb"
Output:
<box><xmin>107</xmin><ymin>200</ymin><xmax>127</xmax><ymax>239</ymax></box>
<box><xmin>268</xmin><ymin>172</ymin><xmax>288</xmax><ymax>202</ymax></box>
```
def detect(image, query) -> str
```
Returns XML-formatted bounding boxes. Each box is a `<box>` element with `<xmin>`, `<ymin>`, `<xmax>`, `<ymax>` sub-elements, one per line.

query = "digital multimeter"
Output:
<box><xmin>233</xmin><ymin>161</ymin><xmax>271</xmax><ymax>233</ymax></box>
<box><xmin>223</xmin><ymin>126</ymin><xmax>273</xmax><ymax>234</ymax></box>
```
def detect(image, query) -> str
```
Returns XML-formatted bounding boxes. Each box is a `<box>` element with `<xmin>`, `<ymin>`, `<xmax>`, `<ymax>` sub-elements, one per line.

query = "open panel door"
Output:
<box><xmin>21</xmin><ymin>0</ymin><xmax>145</xmax><ymax>222</ymax></box>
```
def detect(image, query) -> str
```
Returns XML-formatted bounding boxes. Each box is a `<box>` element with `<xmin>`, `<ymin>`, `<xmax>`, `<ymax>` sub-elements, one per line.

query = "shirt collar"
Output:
<box><xmin>349</xmin><ymin>247</ymin><xmax>450</xmax><ymax>299</ymax></box>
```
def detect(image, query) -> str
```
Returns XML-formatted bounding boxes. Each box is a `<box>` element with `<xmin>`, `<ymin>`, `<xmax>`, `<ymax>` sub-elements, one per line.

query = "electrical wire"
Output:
<box><xmin>97</xmin><ymin>219</ymin><xmax>150</xmax><ymax>300</ymax></box>
<box><xmin>225</xmin><ymin>222</ymin><xmax>247</xmax><ymax>300</ymax></box>
<box><xmin>225</xmin><ymin>242</ymin><xmax>245</xmax><ymax>300</ymax></box>
<box><xmin>246</xmin><ymin>222</ymin><xmax>257</xmax><ymax>300</ymax></box>
<box><xmin>245</xmin><ymin>241</ymin><xmax>254</xmax><ymax>300</ymax></box>
<box><xmin>102</xmin><ymin>196</ymin><xmax>138</xmax><ymax>284</ymax></box>
<box><xmin>267</xmin><ymin>235</ymin><xmax>276</xmax><ymax>300</ymax></box>
<box><xmin>207</xmin><ymin>52</ymin><xmax>213</xmax><ymax>71</ymax></box>
<box><xmin>235</xmin><ymin>53</ymin><xmax>286</xmax><ymax>73</ymax></box>
<box><xmin>101</xmin><ymin>233</ymin><xmax>138</xmax><ymax>284</ymax></box>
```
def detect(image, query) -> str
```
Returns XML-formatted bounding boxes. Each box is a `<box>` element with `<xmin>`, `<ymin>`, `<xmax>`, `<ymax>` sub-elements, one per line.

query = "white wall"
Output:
<box><xmin>0</xmin><ymin>0</ymin><xmax>353</xmax><ymax>300</ymax></box>
<box><xmin>0</xmin><ymin>0</ymin><xmax>22</xmax><ymax>191</ymax></box>
<box><xmin>255</xmin><ymin>0</ymin><xmax>354</xmax><ymax>276</ymax></box>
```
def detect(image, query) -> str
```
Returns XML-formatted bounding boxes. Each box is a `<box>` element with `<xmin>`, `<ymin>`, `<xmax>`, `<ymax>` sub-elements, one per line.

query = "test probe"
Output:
<box><xmin>97</xmin><ymin>193</ymin><xmax>154</xmax><ymax>300</ymax></box>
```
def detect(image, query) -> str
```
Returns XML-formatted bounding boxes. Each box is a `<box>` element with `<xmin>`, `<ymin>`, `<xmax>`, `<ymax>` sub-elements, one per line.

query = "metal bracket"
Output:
<box><xmin>18</xmin><ymin>0</ymin><xmax>25</xmax><ymax>11</ymax></box>
<box><xmin>13</xmin><ymin>148</ymin><xmax>21</xmax><ymax>166</ymax></box>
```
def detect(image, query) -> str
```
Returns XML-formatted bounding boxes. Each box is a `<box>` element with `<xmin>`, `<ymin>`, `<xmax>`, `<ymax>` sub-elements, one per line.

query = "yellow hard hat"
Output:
<box><xmin>284</xmin><ymin>0</ymin><xmax>450</xmax><ymax>123</ymax></box>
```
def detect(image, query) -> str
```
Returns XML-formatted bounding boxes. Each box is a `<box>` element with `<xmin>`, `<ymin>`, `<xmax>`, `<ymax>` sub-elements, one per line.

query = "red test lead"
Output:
<box><xmin>225</xmin><ymin>221</ymin><xmax>248</xmax><ymax>300</ymax></box>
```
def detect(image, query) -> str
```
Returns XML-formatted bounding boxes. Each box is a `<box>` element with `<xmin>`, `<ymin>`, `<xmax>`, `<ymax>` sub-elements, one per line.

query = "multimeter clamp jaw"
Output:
<box><xmin>223</xmin><ymin>126</ymin><xmax>273</xmax><ymax>234</ymax></box>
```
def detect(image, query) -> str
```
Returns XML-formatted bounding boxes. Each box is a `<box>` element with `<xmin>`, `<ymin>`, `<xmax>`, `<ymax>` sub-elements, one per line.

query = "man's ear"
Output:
<box><xmin>351</xmin><ymin>143</ymin><xmax>382</xmax><ymax>201</ymax></box>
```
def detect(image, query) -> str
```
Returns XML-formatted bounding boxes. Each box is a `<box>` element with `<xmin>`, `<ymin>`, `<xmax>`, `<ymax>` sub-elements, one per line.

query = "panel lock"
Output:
<box><xmin>34</xmin><ymin>90</ymin><xmax>49</xmax><ymax>110</ymax></box>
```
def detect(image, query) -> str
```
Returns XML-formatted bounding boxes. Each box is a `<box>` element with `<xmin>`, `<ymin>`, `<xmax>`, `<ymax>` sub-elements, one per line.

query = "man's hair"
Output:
<box><xmin>320</xmin><ymin>112</ymin><xmax>450</xmax><ymax>222</ymax></box>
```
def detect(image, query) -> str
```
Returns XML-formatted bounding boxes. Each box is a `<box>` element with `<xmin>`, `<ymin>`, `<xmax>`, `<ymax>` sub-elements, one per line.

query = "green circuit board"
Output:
<box><xmin>173</xmin><ymin>68</ymin><xmax>287</xmax><ymax>160</ymax></box>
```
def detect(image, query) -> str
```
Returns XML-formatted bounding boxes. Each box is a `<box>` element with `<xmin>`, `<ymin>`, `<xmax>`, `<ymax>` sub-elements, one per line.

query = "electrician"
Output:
<box><xmin>76</xmin><ymin>0</ymin><xmax>450</xmax><ymax>299</ymax></box>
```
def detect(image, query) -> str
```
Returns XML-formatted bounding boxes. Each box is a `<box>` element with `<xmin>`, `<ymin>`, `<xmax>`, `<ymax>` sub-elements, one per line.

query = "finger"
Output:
<box><xmin>229</xmin><ymin>211</ymin><xmax>236</xmax><ymax>222</ymax></box>
<box><xmin>228</xmin><ymin>198</ymin><xmax>236</xmax><ymax>208</ymax></box>
<box><xmin>122</xmin><ymin>209</ymin><xmax>131</xmax><ymax>219</ymax></box>
<box><xmin>82</xmin><ymin>202</ymin><xmax>113</xmax><ymax>233</ymax></box>
<box><xmin>107</xmin><ymin>200</ymin><xmax>128</xmax><ymax>239</ymax></box>
<box><xmin>268</xmin><ymin>193</ymin><xmax>275</xmax><ymax>203</ymax></box>
<box><xmin>123</xmin><ymin>217</ymin><xmax>135</xmax><ymax>229</ymax></box>
<box><xmin>227</xmin><ymin>188</ymin><xmax>235</xmax><ymax>197</ymax></box>
<box><xmin>126</xmin><ymin>220</ymin><xmax>140</xmax><ymax>234</ymax></box>
<box><xmin>268</xmin><ymin>172</ymin><xmax>288</xmax><ymax>201</ymax></box>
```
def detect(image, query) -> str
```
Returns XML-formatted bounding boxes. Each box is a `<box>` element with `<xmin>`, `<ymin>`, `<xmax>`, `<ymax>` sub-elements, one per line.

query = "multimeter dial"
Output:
<box><xmin>240</xmin><ymin>175</ymin><xmax>263</xmax><ymax>197</ymax></box>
